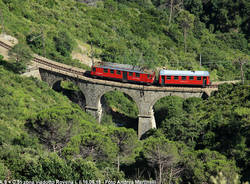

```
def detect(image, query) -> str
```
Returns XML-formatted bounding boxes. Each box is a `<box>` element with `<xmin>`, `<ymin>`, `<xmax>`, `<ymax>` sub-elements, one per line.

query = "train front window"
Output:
<box><xmin>197</xmin><ymin>76</ymin><xmax>201</xmax><ymax>80</ymax></box>
<box><xmin>93</xmin><ymin>67</ymin><xmax>96</xmax><ymax>72</ymax></box>
<box><xmin>182</xmin><ymin>76</ymin><xmax>186</xmax><ymax>80</ymax></box>
<box><xmin>167</xmin><ymin>76</ymin><xmax>171</xmax><ymax>80</ymax></box>
<box><xmin>117</xmin><ymin>70</ymin><xmax>121</xmax><ymax>75</ymax></box>
<box><xmin>110</xmin><ymin>69</ymin><xmax>114</xmax><ymax>74</ymax></box>
<box><xmin>189</xmin><ymin>76</ymin><xmax>194</xmax><ymax>80</ymax></box>
<box><xmin>174</xmin><ymin>76</ymin><xmax>179</xmax><ymax>80</ymax></box>
<box><xmin>104</xmin><ymin>68</ymin><xmax>108</xmax><ymax>73</ymax></box>
<box><xmin>136</xmin><ymin>73</ymin><xmax>140</xmax><ymax>78</ymax></box>
<box><xmin>129</xmin><ymin>72</ymin><xmax>133</xmax><ymax>76</ymax></box>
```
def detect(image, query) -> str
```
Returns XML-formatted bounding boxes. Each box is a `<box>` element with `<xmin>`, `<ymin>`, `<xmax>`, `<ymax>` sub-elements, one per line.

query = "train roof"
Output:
<box><xmin>93</xmin><ymin>62</ymin><xmax>154</xmax><ymax>74</ymax></box>
<box><xmin>159</xmin><ymin>69</ymin><xmax>210</xmax><ymax>76</ymax></box>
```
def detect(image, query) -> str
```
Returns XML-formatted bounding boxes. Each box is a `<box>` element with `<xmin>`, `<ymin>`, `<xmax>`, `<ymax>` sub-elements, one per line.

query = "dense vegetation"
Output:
<box><xmin>0</xmin><ymin>0</ymin><xmax>249</xmax><ymax>81</ymax></box>
<box><xmin>1</xmin><ymin>52</ymin><xmax>249</xmax><ymax>183</ymax></box>
<box><xmin>153</xmin><ymin>84</ymin><xmax>250</xmax><ymax>181</ymax></box>
<box><xmin>0</xmin><ymin>56</ymin><xmax>136</xmax><ymax>181</ymax></box>
<box><xmin>0</xmin><ymin>0</ymin><xmax>250</xmax><ymax>183</ymax></box>
<box><xmin>102</xmin><ymin>83</ymin><xmax>250</xmax><ymax>183</ymax></box>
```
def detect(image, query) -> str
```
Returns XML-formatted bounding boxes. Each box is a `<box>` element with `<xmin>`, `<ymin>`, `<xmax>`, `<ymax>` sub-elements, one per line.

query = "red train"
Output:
<box><xmin>90</xmin><ymin>62</ymin><xmax>211</xmax><ymax>87</ymax></box>
<box><xmin>159</xmin><ymin>69</ymin><xmax>211</xmax><ymax>87</ymax></box>
<box><xmin>90</xmin><ymin>62</ymin><xmax>156</xmax><ymax>84</ymax></box>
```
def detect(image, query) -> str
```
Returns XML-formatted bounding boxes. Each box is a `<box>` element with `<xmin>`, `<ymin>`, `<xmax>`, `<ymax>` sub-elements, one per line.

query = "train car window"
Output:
<box><xmin>174</xmin><ymin>76</ymin><xmax>179</xmax><ymax>80</ymax></box>
<box><xmin>167</xmin><ymin>76</ymin><xmax>171</xmax><ymax>80</ymax></box>
<box><xmin>148</xmin><ymin>74</ymin><xmax>151</xmax><ymax>78</ymax></box>
<box><xmin>93</xmin><ymin>67</ymin><xmax>96</xmax><ymax>72</ymax></box>
<box><xmin>117</xmin><ymin>70</ymin><xmax>121</xmax><ymax>75</ymax></box>
<box><xmin>182</xmin><ymin>76</ymin><xmax>186</xmax><ymax>80</ymax></box>
<box><xmin>110</xmin><ymin>69</ymin><xmax>114</xmax><ymax>74</ymax></box>
<box><xmin>189</xmin><ymin>76</ymin><xmax>194</xmax><ymax>80</ymax></box>
<box><xmin>197</xmin><ymin>76</ymin><xmax>201</xmax><ymax>80</ymax></box>
<box><xmin>136</xmin><ymin>73</ymin><xmax>140</xmax><ymax>78</ymax></box>
<box><xmin>129</xmin><ymin>72</ymin><xmax>133</xmax><ymax>76</ymax></box>
<box><xmin>104</xmin><ymin>68</ymin><xmax>108</xmax><ymax>73</ymax></box>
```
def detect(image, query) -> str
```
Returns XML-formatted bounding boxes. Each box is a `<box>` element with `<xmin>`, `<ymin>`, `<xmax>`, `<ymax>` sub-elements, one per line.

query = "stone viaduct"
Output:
<box><xmin>0</xmin><ymin>39</ymin><xmax>218</xmax><ymax>138</ymax></box>
<box><xmin>37</xmin><ymin>62</ymin><xmax>216</xmax><ymax>138</ymax></box>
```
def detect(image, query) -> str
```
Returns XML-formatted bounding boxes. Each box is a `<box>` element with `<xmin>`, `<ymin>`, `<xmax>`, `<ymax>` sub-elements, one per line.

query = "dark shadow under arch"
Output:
<box><xmin>153</xmin><ymin>95</ymin><xmax>185</xmax><ymax>128</ymax></box>
<box><xmin>52</xmin><ymin>80</ymin><xmax>86</xmax><ymax>110</ymax></box>
<box><xmin>100</xmin><ymin>90</ymin><xmax>139</xmax><ymax>131</ymax></box>
<box><xmin>52</xmin><ymin>80</ymin><xmax>62</xmax><ymax>91</ymax></box>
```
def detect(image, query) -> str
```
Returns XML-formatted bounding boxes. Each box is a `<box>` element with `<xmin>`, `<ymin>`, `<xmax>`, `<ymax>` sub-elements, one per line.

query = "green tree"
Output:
<box><xmin>26</xmin><ymin>106</ymin><xmax>82</xmax><ymax>152</ymax></box>
<box><xmin>143</xmin><ymin>136</ymin><xmax>180</xmax><ymax>184</ymax></box>
<box><xmin>0</xmin><ymin>145</ymin><xmax>43</xmax><ymax>180</ymax></box>
<box><xmin>108</xmin><ymin>127</ymin><xmax>139</xmax><ymax>172</ymax></box>
<box><xmin>184</xmin><ymin>0</ymin><xmax>203</xmax><ymax>16</ymax></box>
<box><xmin>152</xmin><ymin>0</ymin><xmax>183</xmax><ymax>24</ymax></box>
<box><xmin>53</xmin><ymin>31</ymin><xmax>75</xmax><ymax>57</ymax></box>
<box><xmin>233</xmin><ymin>52</ymin><xmax>250</xmax><ymax>84</ymax></box>
<box><xmin>38</xmin><ymin>153</ymin><xmax>73</xmax><ymax>180</ymax></box>
<box><xmin>181</xmin><ymin>149</ymin><xmax>240</xmax><ymax>183</ymax></box>
<box><xmin>196</xmin><ymin>84</ymin><xmax>250</xmax><ymax>181</ymax></box>
<box><xmin>177</xmin><ymin>10</ymin><xmax>195</xmax><ymax>52</ymax></box>
<box><xmin>26</xmin><ymin>29</ymin><xmax>46</xmax><ymax>56</ymax></box>
<box><xmin>0</xmin><ymin>161</ymin><xmax>8</xmax><ymax>180</ymax></box>
<box><xmin>63</xmin><ymin>132</ymin><xmax>117</xmax><ymax>163</ymax></box>
<box><xmin>71</xmin><ymin>159</ymin><xmax>104</xmax><ymax>180</ymax></box>
<box><xmin>8</xmin><ymin>43</ymin><xmax>33</xmax><ymax>73</ymax></box>
<box><xmin>201</xmin><ymin>0</ymin><xmax>250</xmax><ymax>35</ymax></box>
<box><xmin>154</xmin><ymin>96</ymin><xmax>205</xmax><ymax>147</ymax></box>
<box><xmin>154</xmin><ymin>96</ymin><xmax>184</xmax><ymax>124</ymax></box>
<box><xmin>167</xmin><ymin>0</ymin><xmax>183</xmax><ymax>24</ymax></box>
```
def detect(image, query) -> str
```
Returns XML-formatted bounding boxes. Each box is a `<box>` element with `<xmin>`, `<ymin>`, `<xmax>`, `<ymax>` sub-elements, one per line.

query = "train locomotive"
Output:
<box><xmin>90</xmin><ymin>62</ymin><xmax>211</xmax><ymax>87</ymax></box>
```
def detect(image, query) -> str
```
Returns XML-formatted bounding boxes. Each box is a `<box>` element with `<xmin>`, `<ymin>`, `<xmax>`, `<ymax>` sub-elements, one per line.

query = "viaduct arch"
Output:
<box><xmin>0</xmin><ymin>39</ymin><xmax>224</xmax><ymax>138</ymax></box>
<box><xmin>39</xmin><ymin>68</ymin><xmax>213</xmax><ymax>138</ymax></box>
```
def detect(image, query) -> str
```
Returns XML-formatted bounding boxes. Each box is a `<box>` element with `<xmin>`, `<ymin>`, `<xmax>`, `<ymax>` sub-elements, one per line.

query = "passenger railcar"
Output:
<box><xmin>159</xmin><ymin>70</ymin><xmax>211</xmax><ymax>87</ymax></box>
<box><xmin>91</xmin><ymin>62</ymin><xmax>156</xmax><ymax>84</ymax></box>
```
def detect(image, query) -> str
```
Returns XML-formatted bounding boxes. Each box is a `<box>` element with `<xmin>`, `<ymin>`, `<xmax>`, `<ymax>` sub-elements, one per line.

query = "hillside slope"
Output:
<box><xmin>0</xmin><ymin>0</ymin><xmax>249</xmax><ymax>81</ymax></box>
<box><xmin>0</xmin><ymin>57</ymin><xmax>138</xmax><ymax>180</ymax></box>
<box><xmin>0</xmin><ymin>0</ymin><xmax>250</xmax><ymax>182</ymax></box>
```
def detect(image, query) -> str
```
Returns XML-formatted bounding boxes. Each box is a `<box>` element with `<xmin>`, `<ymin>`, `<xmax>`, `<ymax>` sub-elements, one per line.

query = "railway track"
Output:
<box><xmin>32</xmin><ymin>57</ymin><xmax>219</xmax><ymax>89</ymax></box>
<box><xmin>33</xmin><ymin>57</ymin><xmax>85</xmax><ymax>76</ymax></box>
<box><xmin>0</xmin><ymin>40</ymin><xmax>86</xmax><ymax>75</ymax></box>
<box><xmin>0</xmin><ymin>40</ymin><xmax>218</xmax><ymax>89</ymax></box>
<box><xmin>0</xmin><ymin>40</ymin><xmax>12</xmax><ymax>50</ymax></box>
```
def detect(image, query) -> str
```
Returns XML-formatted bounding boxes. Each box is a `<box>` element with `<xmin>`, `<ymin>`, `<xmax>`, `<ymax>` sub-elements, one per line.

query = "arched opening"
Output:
<box><xmin>153</xmin><ymin>96</ymin><xmax>185</xmax><ymax>128</ymax></box>
<box><xmin>100</xmin><ymin>90</ymin><xmax>139</xmax><ymax>131</ymax></box>
<box><xmin>153</xmin><ymin>95</ymin><xmax>203</xmax><ymax>147</ymax></box>
<box><xmin>52</xmin><ymin>80</ymin><xmax>86</xmax><ymax>110</ymax></box>
<box><xmin>52</xmin><ymin>80</ymin><xmax>62</xmax><ymax>91</ymax></box>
